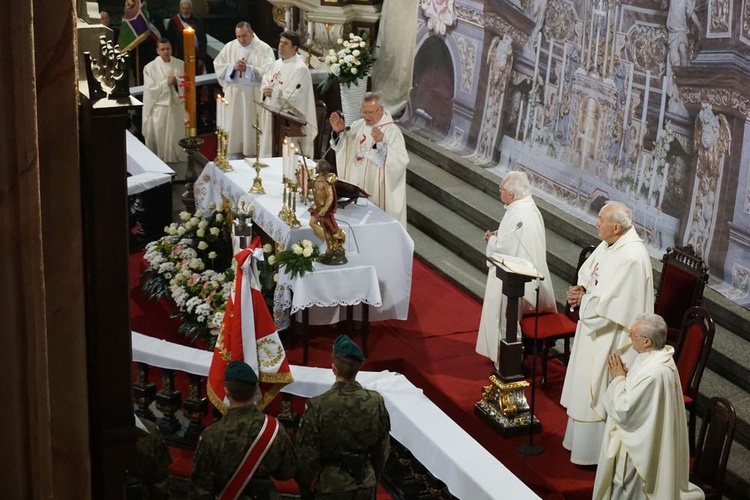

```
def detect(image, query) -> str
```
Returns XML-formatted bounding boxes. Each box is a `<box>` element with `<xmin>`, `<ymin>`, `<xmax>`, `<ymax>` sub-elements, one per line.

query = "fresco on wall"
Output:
<box><xmin>404</xmin><ymin>0</ymin><xmax>750</xmax><ymax>308</ymax></box>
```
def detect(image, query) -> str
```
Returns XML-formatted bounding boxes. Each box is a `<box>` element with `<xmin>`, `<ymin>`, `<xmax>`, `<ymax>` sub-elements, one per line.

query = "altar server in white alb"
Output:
<box><xmin>475</xmin><ymin>171</ymin><xmax>557</xmax><ymax>365</ymax></box>
<box><xmin>259</xmin><ymin>30</ymin><xmax>317</xmax><ymax>158</ymax></box>
<box><xmin>561</xmin><ymin>201</ymin><xmax>654</xmax><ymax>465</ymax></box>
<box><xmin>213</xmin><ymin>21</ymin><xmax>275</xmax><ymax>157</ymax></box>
<box><xmin>142</xmin><ymin>39</ymin><xmax>186</xmax><ymax>163</ymax></box>
<box><xmin>329</xmin><ymin>92</ymin><xmax>408</xmax><ymax>227</ymax></box>
<box><xmin>594</xmin><ymin>313</ymin><xmax>704</xmax><ymax>500</ymax></box>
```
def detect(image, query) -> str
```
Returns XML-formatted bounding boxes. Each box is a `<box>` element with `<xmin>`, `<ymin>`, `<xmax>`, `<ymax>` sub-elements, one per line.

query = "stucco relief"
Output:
<box><xmin>721</xmin><ymin>262</ymin><xmax>750</xmax><ymax>301</ymax></box>
<box><xmin>421</xmin><ymin>0</ymin><xmax>457</xmax><ymax>36</ymax></box>
<box><xmin>625</xmin><ymin>23</ymin><xmax>668</xmax><ymax>76</ymax></box>
<box><xmin>544</xmin><ymin>0</ymin><xmax>579</xmax><ymax>43</ymax></box>
<box><xmin>741</xmin><ymin>0</ymin><xmax>750</xmax><ymax>43</ymax></box>
<box><xmin>454</xmin><ymin>4</ymin><xmax>529</xmax><ymax>47</ymax></box>
<box><xmin>680</xmin><ymin>86</ymin><xmax>750</xmax><ymax>119</ymax></box>
<box><xmin>454</xmin><ymin>33</ymin><xmax>478</xmax><ymax>94</ymax></box>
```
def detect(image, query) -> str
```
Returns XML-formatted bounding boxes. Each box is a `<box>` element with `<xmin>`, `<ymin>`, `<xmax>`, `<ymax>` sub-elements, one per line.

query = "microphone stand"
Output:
<box><xmin>518</xmin><ymin>276</ymin><xmax>543</xmax><ymax>456</ymax></box>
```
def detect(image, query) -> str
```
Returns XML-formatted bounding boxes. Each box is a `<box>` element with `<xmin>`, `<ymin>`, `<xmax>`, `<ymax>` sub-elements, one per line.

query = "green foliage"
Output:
<box><xmin>275</xmin><ymin>240</ymin><xmax>320</xmax><ymax>279</ymax></box>
<box><xmin>317</xmin><ymin>33</ymin><xmax>377</xmax><ymax>94</ymax></box>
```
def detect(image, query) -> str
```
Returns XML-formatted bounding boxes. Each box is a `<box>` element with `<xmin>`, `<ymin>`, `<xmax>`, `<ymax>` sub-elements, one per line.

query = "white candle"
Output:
<box><xmin>544</xmin><ymin>39</ymin><xmax>554</xmax><ymax>102</ymax></box>
<box><xmin>282</xmin><ymin>138</ymin><xmax>289</xmax><ymax>178</ymax></box>
<box><xmin>307</xmin><ymin>21</ymin><xmax>314</xmax><ymax>43</ymax></box>
<box><xmin>640</xmin><ymin>70</ymin><xmax>651</xmax><ymax>142</ymax></box>
<box><xmin>216</xmin><ymin>95</ymin><xmax>221</xmax><ymax>131</ymax></box>
<box><xmin>532</xmin><ymin>34</ymin><xmax>542</xmax><ymax>83</ymax></box>
<box><xmin>516</xmin><ymin>100</ymin><xmax>525</xmax><ymax>139</ymax></box>
<box><xmin>657</xmin><ymin>75</ymin><xmax>668</xmax><ymax>135</ymax></box>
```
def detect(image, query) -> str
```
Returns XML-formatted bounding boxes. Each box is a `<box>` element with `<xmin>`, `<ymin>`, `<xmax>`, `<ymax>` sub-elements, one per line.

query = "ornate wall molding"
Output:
<box><xmin>421</xmin><ymin>0</ymin><xmax>457</xmax><ymax>35</ymax></box>
<box><xmin>707</xmin><ymin>0</ymin><xmax>732</xmax><ymax>38</ymax></box>
<box><xmin>454</xmin><ymin>4</ymin><xmax>530</xmax><ymax>47</ymax></box>
<box><xmin>544</xmin><ymin>0</ymin><xmax>578</xmax><ymax>44</ymax></box>
<box><xmin>454</xmin><ymin>32</ymin><xmax>478</xmax><ymax>93</ymax></box>
<box><xmin>741</xmin><ymin>0</ymin><xmax>750</xmax><ymax>44</ymax></box>
<box><xmin>680</xmin><ymin>86</ymin><xmax>750</xmax><ymax>119</ymax></box>
<box><xmin>625</xmin><ymin>23</ymin><xmax>668</xmax><ymax>76</ymax></box>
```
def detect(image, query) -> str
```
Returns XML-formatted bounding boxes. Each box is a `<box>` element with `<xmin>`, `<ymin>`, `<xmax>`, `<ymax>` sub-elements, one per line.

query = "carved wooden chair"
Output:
<box><xmin>654</xmin><ymin>245</ymin><xmax>709</xmax><ymax>345</ymax></box>
<box><xmin>674</xmin><ymin>306</ymin><xmax>716</xmax><ymax>454</ymax></box>
<box><xmin>314</xmin><ymin>100</ymin><xmax>330</xmax><ymax>160</ymax></box>
<box><xmin>520</xmin><ymin>244</ymin><xmax>595</xmax><ymax>387</ymax></box>
<box><xmin>690</xmin><ymin>397</ymin><xmax>736</xmax><ymax>500</ymax></box>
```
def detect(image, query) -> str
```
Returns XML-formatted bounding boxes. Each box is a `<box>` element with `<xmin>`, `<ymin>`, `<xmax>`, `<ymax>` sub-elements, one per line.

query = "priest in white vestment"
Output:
<box><xmin>213</xmin><ymin>22</ymin><xmax>275</xmax><ymax>157</ymax></box>
<box><xmin>259</xmin><ymin>31</ymin><xmax>317</xmax><ymax>159</ymax></box>
<box><xmin>330</xmin><ymin>92</ymin><xmax>408</xmax><ymax>227</ymax></box>
<box><xmin>594</xmin><ymin>313</ymin><xmax>704</xmax><ymax>499</ymax></box>
<box><xmin>475</xmin><ymin>172</ymin><xmax>557</xmax><ymax>365</ymax></box>
<box><xmin>561</xmin><ymin>201</ymin><xmax>654</xmax><ymax>465</ymax></box>
<box><xmin>142</xmin><ymin>39</ymin><xmax>186</xmax><ymax>163</ymax></box>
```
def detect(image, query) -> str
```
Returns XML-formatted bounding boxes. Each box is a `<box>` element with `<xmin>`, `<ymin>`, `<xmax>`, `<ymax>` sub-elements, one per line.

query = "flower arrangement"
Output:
<box><xmin>141</xmin><ymin>203</ymin><xmax>234</xmax><ymax>347</ymax></box>
<box><xmin>319</xmin><ymin>33</ymin><xmax>377</xmax><ymax>93</ymax></box>
<box><xmin>275</xmin><ymin>239</ymin><xmax>320</xmax><ymax>279</ymax></box>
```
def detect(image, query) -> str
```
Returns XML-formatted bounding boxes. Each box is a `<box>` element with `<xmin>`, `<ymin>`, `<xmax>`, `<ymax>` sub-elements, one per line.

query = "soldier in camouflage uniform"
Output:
<box><xmin>189</xmin><ymin>361</ymin><xmax>296</xmax><ymax>499</ymax></box>
<box><xmin>126</xmin><ymin>416</ymin><xmax>172</xmax><ymax>499</ymax></box>
<box><xmin>295</xmin><ymin>335</ymin><xmax>391</xmax><ymax>499</ymax></box>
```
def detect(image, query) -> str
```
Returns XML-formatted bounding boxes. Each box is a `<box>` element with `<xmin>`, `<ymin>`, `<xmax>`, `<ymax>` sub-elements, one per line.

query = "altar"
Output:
<box><xmin>194</xmin><ymin>158</ymin><xmax>414</xmax><ymax>324</ymax></box>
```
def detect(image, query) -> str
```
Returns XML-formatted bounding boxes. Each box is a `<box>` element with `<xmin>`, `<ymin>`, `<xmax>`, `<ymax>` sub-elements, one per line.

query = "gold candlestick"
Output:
<box><xmin>251</xmin><ymin>113</ymin><xmax>268</xmax><ymax>169</ymax></box>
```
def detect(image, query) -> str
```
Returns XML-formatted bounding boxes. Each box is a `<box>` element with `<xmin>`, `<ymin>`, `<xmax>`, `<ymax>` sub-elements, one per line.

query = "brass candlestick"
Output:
<box><xmin>214</xmin><ymin>128</ymin><xmax>233</xmax><ymax>172</ymax></box>
<box><xmin>287</xmin><ymin>182</ymin><xmax>300</xmax><ymax>227</ymax></box>
<box><xmin>250</xmin><ymin>160</ymin><xmax>265</xmax><ymax>194</ymax></box>
<box><xmin>251</xmin><ymin>113</ymin><xmax>268</xmax><ymax>169</ymax></box>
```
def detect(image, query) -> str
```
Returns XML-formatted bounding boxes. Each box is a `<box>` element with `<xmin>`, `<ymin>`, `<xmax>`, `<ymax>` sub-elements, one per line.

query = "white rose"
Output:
<box><xmin>194</xmin><ymin>211</ymin><xmax>204</xmax><ymax>218</ymax></box>
<box><xmin>337</xmin><ymin>38</ymin><xmax>343</xmax><ymax>44</ymax></box>
<box><xmin>208</xmin><ymin>201</ymin><xmax>216</xmax><ymax>210</ymax></box>
<box><xmin>198</xmin><ymin>241</ymin><xmax>208</xmax><ymax>250</ymax></box>
<box><xmin>351</xmin><ymin>67</ymin><xmax>358</xmax><ymax>74</ymax></box>
<box><xmin>182</xmin><ymin>269</ymin><xmax>192</xmax><ymax>278</ymax></box>
<box><xmin>360</xmin><ymin>41</ymin><xmax>366</xmax><ymax>48</ymax></box>
<box><xmin>302</xmin><ymin>247</ymin><xmax>313</xmax><ymax>257</ymax></box>
<box><xmin>208</xmin><ymin>251</ymin><xmax>217</xmax><ymax>259</ymax></box>
<box><xmin>263</xmin><ymin>243</ymin><xmax>273</xmax><ymax>253</ymax></box>
<box><xmin>180</xmin><ymin>211</ymin><xmax>191</xmax><ymax>221</ymax></box>
<box><xmin>343</xmin><ymin>41</ymin><xmax>350</xmax><ymax>48</ymax></box>
<box><xmin>302</xmin><ymin>239</ymin><xmax>313</xmax><ymax>248</ymax></box>
<box><xmin>352</xmin><ymin>49</ymin><xmax>360</xmax><ymax>57</ymax></box>
<box><xmin>349</xmin><ymin>33</ymin><xmax>355</xmax><ymax>39</ymax></box>
<box><xmin>329</xmin><ymin>48</ymin><xmax>336</xmax><ymax>55</ymax></box>
<box><xmin>292</xmin><ymin>244</ymin><xmax>303</xmax><ymax>255</ymax></box>
<box><xmin>216</xmin><ymin>214</ymin><xmax>224</xmax><ymax>222</ymax></box>
<box><xmin>331</xmin><ymin>64</ymin><xmax>341</xmax><ymax>76</ymax></box>
<box><xmin>217</xmin><ymin>273</ymin><xmax>226</xmax><ymax>282</ymax></box>
<box><xmin>177</xmin><ymin>226</ymin><xmax>186</xmax><ymax>235</ymax></box>
<box><xmin>196</xmin><ymin>229</ymin><xmax>205</xmax><ymax>238</ymax></box>
<box><xmin>273</xmin><ymin>273</ymin><xmax>279</xmax><ymax>283</ymax></box>
<box><xmin>210</xmin><ymin>227</ymin><xmax>220</xmax><ymax>236</ymax></box>
<box><xmin>198</xmin><ymin>220</ymin><xmax>209</xmax><ymax>229</ymax></box>
<box><xmin>268</xmin><ymin>255</ymin><xmax>276</xmax><ymax>265</ymax></box>
<box><xmin>190</xmin><ymin>217</ymin><xmax>199</xmax><ymax>225</ymax></box>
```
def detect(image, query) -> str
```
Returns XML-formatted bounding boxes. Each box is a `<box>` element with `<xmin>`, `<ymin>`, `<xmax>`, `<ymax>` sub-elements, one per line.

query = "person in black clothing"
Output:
<box><xmin>165</xmin><ymin>0</ymin><xmax>212</xmax><ymax>74</ymax></box>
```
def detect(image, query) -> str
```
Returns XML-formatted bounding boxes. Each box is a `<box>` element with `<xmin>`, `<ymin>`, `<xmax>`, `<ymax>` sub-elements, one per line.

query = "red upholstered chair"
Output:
<box><xmin>654</xmin><ymin>245</ymin><xmax>709</xmax><ymax>346</ymax></box>
<box><xmin>674</xmin><ymin>306</ymin><xmax>715</xmax><ymax>454</ymax></box>
<box><xmin>689</xmin><ymin>397</ymin><xmax>736</xmax><ymax>500</ymax></box>
<box><xmin>520</xmin><ymin>245</ymin><xmax>595</xmax><ymax>387</ymax></box>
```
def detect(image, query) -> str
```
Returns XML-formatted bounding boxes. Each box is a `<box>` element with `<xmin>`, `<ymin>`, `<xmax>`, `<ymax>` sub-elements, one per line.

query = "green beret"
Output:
<box><xmin>333</xmin><ymin>335</ymin><xmax>365</xmax><ymax>361</ymax></box>
<box><xmin>224</xmin><ymin>361</ymin><xmax>258</xmax><ymax>383</ymax></box>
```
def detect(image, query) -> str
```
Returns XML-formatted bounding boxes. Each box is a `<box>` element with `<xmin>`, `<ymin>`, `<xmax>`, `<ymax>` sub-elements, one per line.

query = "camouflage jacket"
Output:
<box><xmin>189</xmin><ymin>405</ymin><xmax>296</xmax><ymax>499</ymax></box>
<box><xmin>295</xmin><ymin>381</ymin><xmax>391</xmax><ymax>495</ymax></box>
<box><xmin>127</xmin><ymin>418</ymin><xmax>172</xmax><ymax>500</ymax></box>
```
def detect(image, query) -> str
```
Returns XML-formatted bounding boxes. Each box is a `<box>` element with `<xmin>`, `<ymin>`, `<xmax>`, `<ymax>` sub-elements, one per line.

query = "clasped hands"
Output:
<box><xmin>234</xmin><ymin>58</ymin><xmax>248</xmax><ymax>73</ymax></box>
<box><xmin>483</xmin><ymin>229</ymin><xmax>497</xmax><ymax>243</ymax></box>
<box><xmin>607</xmin><ymin>353</ymin><xmax>628</xmax><ymax>378</ymax></box>
<box><xmin>566</xmin><ymin>285</ymin><xmax>585</xmax><ymax>308</ymax></box>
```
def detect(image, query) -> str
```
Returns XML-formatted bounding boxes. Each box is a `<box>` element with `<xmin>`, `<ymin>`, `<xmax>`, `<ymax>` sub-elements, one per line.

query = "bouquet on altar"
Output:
<box><xmin>141</xmin><ymin>203</ymin><xmax>235</xmax><ymax>347</ymax></box>
<box><xmin>318</xmin><ymin>33</ymin><xmax>376</xmax><ymax>93</ymax></box>
<box><xmin>275</xmin><ymin>239</ymin><xmax>320</xmax><ymax>279</ymax></box>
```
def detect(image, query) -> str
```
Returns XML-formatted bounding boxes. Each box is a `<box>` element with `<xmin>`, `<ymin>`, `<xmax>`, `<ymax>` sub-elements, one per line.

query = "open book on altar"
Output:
<box><xmin>490</xmin><ymin>253</ymin><xmax>545</xmax><ymax>279</ymax></box>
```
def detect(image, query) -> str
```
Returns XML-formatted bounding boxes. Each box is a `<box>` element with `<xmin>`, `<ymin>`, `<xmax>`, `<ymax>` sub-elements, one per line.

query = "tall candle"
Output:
<box><xmin>183</xmin><ymin>26</ymin><xmax>197</xmax><ymax>137</ymax></box>
<box><xmin>640</xmin><ymin>70</ymin><xmax>651</xmax><ymax>143</ymax></box>
<box><xmin>282</xmin><ymin>138</ymin><xmax>289</xmax><ymax>179</ymax></box>
<box><xmin>657</xmin><ymin>75</ymin><xmax>668</xmax><ymax>135</ymax></box>
<box><xmin>544</xmin><ymin>39</ymin><xmax>554</xmax><ymax>102</ymax></box>
<box><xmin>222</xmin><ymin>97</ymin><xmax>229</xmax><ymax>134</ymax></box>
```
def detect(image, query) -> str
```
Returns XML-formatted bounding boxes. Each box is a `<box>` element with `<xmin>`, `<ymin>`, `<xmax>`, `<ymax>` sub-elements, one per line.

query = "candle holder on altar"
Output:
<box><xmin>249</xmin><ymin>160</ymin><xmax>265</xmax><ymax>194</ymax></box>
<box><xmin>251</xmin><ymin>113</ymin><xmax>268</xmax><ymax>169</ymax></box>
<box><xmin>214</xmin><ymin>128</ymin><xmax>233</xmax><ymax>171</ymax></box>
<box><xmin>277</xmin><ymin>180</ymin><xmax>300</xmax><ymax>227</ymax></box>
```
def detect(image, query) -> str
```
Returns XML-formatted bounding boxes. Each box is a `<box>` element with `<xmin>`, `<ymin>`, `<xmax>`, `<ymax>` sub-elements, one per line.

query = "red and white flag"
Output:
<box><xmin>208</xmin><ymin>237</ymin><xmax>293</xmax><ymax>413</ymax></box>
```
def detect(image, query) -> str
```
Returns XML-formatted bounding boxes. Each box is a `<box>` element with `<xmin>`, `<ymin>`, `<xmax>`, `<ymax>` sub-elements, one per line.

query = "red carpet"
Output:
<box><xmin>130</xmin><ymin>253</ymin><xmax>595</xmax><ymax>499</ymax></box>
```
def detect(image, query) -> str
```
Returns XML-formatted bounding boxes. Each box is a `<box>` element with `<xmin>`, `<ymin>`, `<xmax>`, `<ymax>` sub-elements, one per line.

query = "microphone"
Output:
<box><xmin>278</xmin><ymin>83</ymin><xmax>301</xmax><ymax>113</ymax></box>
<box><xmin>319</xmin><ymin>125</ymin><xmax>350</xmax><ymax>159</ymax></box>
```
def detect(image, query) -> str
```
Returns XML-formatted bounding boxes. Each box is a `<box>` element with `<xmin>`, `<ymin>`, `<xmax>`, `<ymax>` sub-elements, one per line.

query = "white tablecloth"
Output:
<box><xmin>194</xmin><ymin>158</ymin><xmax>413</xmax><ymax>324</ymax></box>
<box><xmin>126</xmin><ymin>130</ymin><xmax>175</xmax><ymax>196</ymax></box>
<box><xmin>131</xmin><ymin>332</ymin><xmax>539</xmax><ymax>500</ymax></box>
<box><xmin>278</xmin><ymin>253</ymin><xmax>382</xmax><ymax>313</ymax></box>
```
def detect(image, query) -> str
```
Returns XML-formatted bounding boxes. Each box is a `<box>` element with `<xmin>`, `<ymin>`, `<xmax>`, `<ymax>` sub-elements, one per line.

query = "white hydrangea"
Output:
<box><xmin>331</xmin><ymin>64</ymin><xmax>341</xmax><ymax>76</ymax></box>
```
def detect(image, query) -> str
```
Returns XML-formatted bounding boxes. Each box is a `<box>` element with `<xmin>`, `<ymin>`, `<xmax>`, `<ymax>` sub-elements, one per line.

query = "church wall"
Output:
<box><xmin>405</xmin><ymin>0</ymin><xmax>750</xmax><ymax>310</ymax></box>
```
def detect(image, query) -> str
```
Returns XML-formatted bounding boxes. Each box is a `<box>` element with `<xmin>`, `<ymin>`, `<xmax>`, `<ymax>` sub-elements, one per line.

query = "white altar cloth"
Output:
<box><xmin>278</xmin><ymin>254</ymin><xmax>382</xmax><ymax>313</ymax></box>
<box><xmin>126</xmin><ymin>130</ymin><xmax>175</xmax><ymax>196</ymax></box>
<box><xmin>194</xmin><ymin>158</ymin><xmax>413</xmax><ymax>323</ymax></box>
<box><xmin>131</xmin><ymin>332</ymin><xmax>539</xmax><ymax>500</ymax></box>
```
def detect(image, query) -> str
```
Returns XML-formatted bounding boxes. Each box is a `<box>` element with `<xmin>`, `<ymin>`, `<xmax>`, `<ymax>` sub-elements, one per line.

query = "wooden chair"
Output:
<box><xmin>520</xmin><ymin>245</ymin><xmax>595</xmax><ymax>386</ymax></box>
<box><xmin>314</xmin><ymin>100</ymin><xmax>331</xmax><ymax>160</ymax></box>
<box><xmin>674</xmin><ymin>306</ymin><xmax>716</xmax><ymax>454</ymax></box>
<box><xmin>689</xmin><ymin>397</ymin><xmax>736</xmax><ymax>500</ymax></box>
<box><xmin>654</xmin><ymin>245</ymin><xmax>709</xmax><ymax>345</ymax></box>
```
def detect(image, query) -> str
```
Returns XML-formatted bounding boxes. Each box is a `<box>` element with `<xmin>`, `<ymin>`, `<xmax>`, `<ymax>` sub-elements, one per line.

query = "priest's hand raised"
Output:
<box><xmin>329</xmin><ymin>111</ymin><xmax>346</xmax><ymax>133</ymax></box>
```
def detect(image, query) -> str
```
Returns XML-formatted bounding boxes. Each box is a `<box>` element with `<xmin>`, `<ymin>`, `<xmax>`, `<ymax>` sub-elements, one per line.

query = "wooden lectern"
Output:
<box><xmin>475</xmin><ymin>256</ymin><xmax>542</xmax><ymax>437</ymax></box>
<box><xmin>256</xmin><ymin>100</ymin><xmax>308</xmax><ymax>157</ymax></box>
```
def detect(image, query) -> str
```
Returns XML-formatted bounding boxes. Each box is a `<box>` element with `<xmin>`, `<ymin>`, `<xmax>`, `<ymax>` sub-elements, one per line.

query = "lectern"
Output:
<box><xmin>256</xmin><ymin>100</ymin><xmax>308</xmax><ymax>157</ymax></box>
<box><xmin>475</xmin><ymin>257</ymin><xmax>542</xmax><ymax>437</ymax></box>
